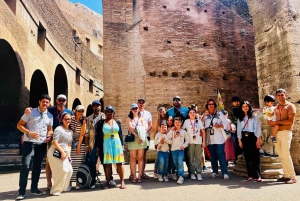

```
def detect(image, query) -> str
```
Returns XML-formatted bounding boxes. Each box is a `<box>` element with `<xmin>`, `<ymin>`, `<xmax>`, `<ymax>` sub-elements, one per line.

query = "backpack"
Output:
<box><xmin>76</xmin><ymin>162</ymin><xmax>92</xmax><ymax>189</ymax></box>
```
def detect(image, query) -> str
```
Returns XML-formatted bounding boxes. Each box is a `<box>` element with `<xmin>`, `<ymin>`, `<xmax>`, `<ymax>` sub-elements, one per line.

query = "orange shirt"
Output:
<box><xmin>275</xmin><ymin>101</ymin><xmax>296</xmax><ymax>131</ymax></box>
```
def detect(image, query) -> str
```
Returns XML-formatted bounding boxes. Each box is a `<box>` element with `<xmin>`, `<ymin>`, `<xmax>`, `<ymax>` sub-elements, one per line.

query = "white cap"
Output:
<box><xmin>57</xmin><ymin>94</ymin><xmax>67</xmax><ymax>100</ymax></box>
<box><xmin>75</xmin><ymin>105</ymin><xmax>85</xmax><ymax>111</ymax></box>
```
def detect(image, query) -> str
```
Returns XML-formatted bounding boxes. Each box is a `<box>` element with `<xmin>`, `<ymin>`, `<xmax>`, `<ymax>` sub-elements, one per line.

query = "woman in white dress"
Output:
<box><xmin>47</xmin><ymin>113</ymin><xmax>73</xmax><ymax>196</ymax></box>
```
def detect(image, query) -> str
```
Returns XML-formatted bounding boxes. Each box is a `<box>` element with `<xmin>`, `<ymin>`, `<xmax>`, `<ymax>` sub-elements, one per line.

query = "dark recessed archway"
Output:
<box><xmin>54</xmin><ymin>64</ymin><xmax>68</xmax><ymax>107</ymax></box>
<box><xmin>29</xmin><ymin>70</ymin><xmax>49</xmax><ymax>108</ymax></box>
<box><xmin>0</xmin><ymin>39</ymin><xmax>23</xmax><ymax>146</ymax></box>
<box><xmin>86</xmin><ymin>104</ymin><xmax>93</xmax><ymax>117</ymax></box>
<box><xmin>71</xmin><ymin>98</ymin><xmax>81</xmax><ymax>111</ymax></box>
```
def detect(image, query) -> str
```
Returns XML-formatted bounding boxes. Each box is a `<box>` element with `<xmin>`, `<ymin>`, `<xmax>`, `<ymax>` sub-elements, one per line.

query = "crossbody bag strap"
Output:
<box><xmin>208</xmin><ymin>111</ymin><xmax>217</xmax><ymax>127</ymax></box>
<box><xmin>241</xmin><ymin>117</ymin><xmax>250</xmax><ymax>132</ymax></box>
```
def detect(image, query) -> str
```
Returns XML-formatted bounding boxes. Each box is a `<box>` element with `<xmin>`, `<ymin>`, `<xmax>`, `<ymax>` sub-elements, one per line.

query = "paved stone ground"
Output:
<box><xmin>0</xmin><ymin>162</ymin><xmax>299</xmax><ymax>201</ymax></box>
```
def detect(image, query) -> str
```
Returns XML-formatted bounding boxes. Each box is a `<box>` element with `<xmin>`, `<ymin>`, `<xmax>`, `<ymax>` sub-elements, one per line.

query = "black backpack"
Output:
<box><xmin>76</xmin><ymin>161</ymin><xmax>92</xmax><ymax>189</ymax></box>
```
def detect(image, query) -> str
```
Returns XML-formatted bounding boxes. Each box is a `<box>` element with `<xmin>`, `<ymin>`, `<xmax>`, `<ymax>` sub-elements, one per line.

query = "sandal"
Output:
<box><xmin>129</xmin><ymin>174</ymin><xmax>134</xmax><ymax>180</ymax></box>
<box><xmin>256</xmin><ymin>178</ymin><xmax>262</xmax><ymax>182</ymax></box>
<box><xmin>136</xmin><ymin>178</ymin><xmax>142</xmax><ymax>183</ymax></box>
<box><xmin>247</xmin><ymin>177</ymin><xmax>253</xmax><ymax>181</ymax></box>
<box><xmin>131</xmin><ymin>178</ymin><xmax>137</xmax><ymax>183</ymax></box>
<box><xmin>142</xmin><ymin>173</ymin><xmax>149</xmax><ymax>179</ymax></box>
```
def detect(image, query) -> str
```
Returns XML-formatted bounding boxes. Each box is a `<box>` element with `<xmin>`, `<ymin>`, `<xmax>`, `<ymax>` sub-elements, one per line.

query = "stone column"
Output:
<box><xmin>246</xmin><ymin>0</ymin><xmax>300</xmax><ymax>173</ymax></box>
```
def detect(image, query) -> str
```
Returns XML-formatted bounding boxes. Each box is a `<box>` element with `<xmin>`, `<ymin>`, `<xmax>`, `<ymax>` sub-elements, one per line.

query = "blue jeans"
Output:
<box><xmin>19</xmin><ymin>142</ymin><xmax>47</xmax><ymax>195</ymax></box>
<box><xmin>208</xmin><ymin>144</ymin><xmax>228</xmax><ymax>175</ymax></box>
<box><xmin>171</xmin><ymin>150</ymin><xmax>185</xmax><ymax>177</ymax></box>
<box><xmin>168</xmin><ymin>152</ymin><xmax>176</xmax><ymax>174</ymax></box>
<box><xmin>157</xmin><ymin>151</ymin><xmax>169</xmax><ymax>176</ymax></box>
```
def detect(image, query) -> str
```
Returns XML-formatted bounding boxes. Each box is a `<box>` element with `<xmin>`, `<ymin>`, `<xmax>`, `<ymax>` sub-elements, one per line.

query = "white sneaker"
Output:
<box><xmin>197</xmin><ymin>173</ymin><xmax>203</xmax><ymax>181</ymax></box>
<box><xmin>75</xmin><ymin>185</ymin><xmax>81</xmax><ymax>190</ymax></box>
<box><xmin>51</xmin><ymin>192</ymin><xmax>60</xmax><ymax>196</ymax></box>
<box><xmin>163</xmin><ymin>175</ymin><xmax>169</xmax><ymax>182</ymax></box>
<box><xmin>177</xmin><ymin>176</ymin><xmax>184</xmax><ymax>184</ymax></box>
<box><xmin>157</xmin><ymin>174</ymin><xmax>163</xmax><ymax>182</ymax></box>
<box><xmin>210</xmin><ymin>173</ymin><xmax>219</xmax><ymax>178</ymax></box>
<box><xmin>171</xmin><ymin>174</ymin><xmax>177</xmax><ymax>181</ymax></box>
<box><xmin>190</xmin><ymin>174</ymin><xmax>196</xmax><ymax>180</ymax></box>
<box><xmin>16</xmin><ymin>195</ymin><xmax>25</xmax><ymax>200</ymax></box>
<box><xmin>153</xmin><ymin>173</ymin><xmax>158</xmax><ymax>179</ymax></box>
<box><xmin>224</xmin><ymin>174</ymin><xmax>229</xmax><ymax>180</ymax></box>
<box><xmin>90</xmin><ymin>185</ymin><xmax>96</xmax><ymax>189</ymax></box>
<box><xmin>109</xmin><ymin>180</ymin><xmax>116</xmax><ymax>186</ymax></box>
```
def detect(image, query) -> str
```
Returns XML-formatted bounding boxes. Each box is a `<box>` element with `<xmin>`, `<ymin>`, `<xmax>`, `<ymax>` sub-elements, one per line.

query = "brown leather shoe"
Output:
<box><xmin>277</xmin><ymin>177</ymin><xmax>291</xmax><ymax>182</ymax></box>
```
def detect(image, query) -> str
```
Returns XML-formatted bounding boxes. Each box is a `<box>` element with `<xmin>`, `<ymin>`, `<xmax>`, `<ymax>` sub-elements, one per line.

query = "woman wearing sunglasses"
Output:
<box><xmin>126</xmin><ymin>103</ymin><xmax>147</xmax><ymax>183</ymax></box>
<box><xmin>70</xmin><ymin>105</ymin><xmax>87</xmax><ymax>189</ymax></box>
<box><xmin>47</xmin><ymin>113</ymin><xmax>73</xmax><ymax>196</ymax></box>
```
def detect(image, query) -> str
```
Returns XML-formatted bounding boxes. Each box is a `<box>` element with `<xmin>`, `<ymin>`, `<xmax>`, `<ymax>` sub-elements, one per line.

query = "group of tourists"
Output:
<box><xmin>15</xmin><ymin>88</ymin><xmax>297</xmax><ymax>200</ymax></box>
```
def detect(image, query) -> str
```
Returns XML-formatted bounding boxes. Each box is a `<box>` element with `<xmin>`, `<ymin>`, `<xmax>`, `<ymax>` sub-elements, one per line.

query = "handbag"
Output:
<box><xmin>125</xmin><ymin>131</ymin><xmax>135</xmax><ymax>142</ymax></box>
<box><xmin>53</xmin><ymin>149</ymin><xmax>61</xmax><ymax>158</ymax></box>
<box><xmin>221</xmin><ymin>129</ymin><xmax>231</xmax><ymax>141</ymax></box>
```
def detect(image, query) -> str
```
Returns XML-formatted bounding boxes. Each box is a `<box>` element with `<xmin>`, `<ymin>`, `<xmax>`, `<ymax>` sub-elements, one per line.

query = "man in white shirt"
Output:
<box><xmin>137</xmin><ymin>98</ymin><xmax>152</xmax><ymax>179</ymax></box>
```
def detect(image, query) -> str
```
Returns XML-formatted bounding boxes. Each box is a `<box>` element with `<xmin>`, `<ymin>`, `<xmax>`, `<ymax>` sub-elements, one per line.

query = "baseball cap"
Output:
<box><xmin>173</xmin><ymin>96</ymin><xmax>181</xmax><ymax>101</ymax></box>
<box><xmin>138</xmin><ymin>98</ymin><xmax>145</xmax><ymax>102</ymax></box>
<box><xmin>131</xmin><ymin>103</ymin><xmax>138</xmax><ymax>109</ymax></box>
<box><xmin>231</xmin><ymin>96</ymin><xmax>240</xmax><ymax>102</ymax></box>
<box><xmin>92</xmin><ymin>100</ymin><xmax>101</xmax><ymax>106</ymax></box>
<box><xmin>75</xmin><ymin>105</ymin><xmax>85</xmax><ymax>111</ymax></box>
<box><xmin>57</xmin><ymin>94</ymin><xmax>67</xmax><ymax>100</ymax></box>
<box><xmin>105</xmin><ymin>106</ymin><xmax>115</xmax><ymax>112</ymax></box>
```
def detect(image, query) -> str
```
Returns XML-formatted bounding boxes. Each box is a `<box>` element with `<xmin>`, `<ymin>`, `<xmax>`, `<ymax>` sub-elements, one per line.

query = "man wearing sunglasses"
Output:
<box><xmin>16</xmin><ymin>94</ymin><xmax>53</xmax><ymax>200</ymax></box>
<box><xmin>267</xmin><ymin>88</ymin><xmax>297</xmax><ymax>184</ymax></box>
<box><xmin>24</xmin><ymin>94</ymin><xmax>72</xmax><ymax>192</ymax></box>
<box><xmin>167</xmin><ymin>96</ymin><xmax>189</xmax><ymax>121</ymax></box>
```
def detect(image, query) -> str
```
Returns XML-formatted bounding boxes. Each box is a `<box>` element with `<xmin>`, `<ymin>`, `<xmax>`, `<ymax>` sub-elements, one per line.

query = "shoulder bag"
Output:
<box><xmin>125</xmin><ymin>131</ymin><xmax>135</xmax><ymax>142</ymax></box>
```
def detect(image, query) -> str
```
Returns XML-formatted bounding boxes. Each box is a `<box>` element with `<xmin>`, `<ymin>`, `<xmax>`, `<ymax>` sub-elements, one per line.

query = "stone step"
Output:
<box><xmin>237</xmin><ymin>155</ymin><xmax>281</xmax><ymax>163</ymax></box>
<box><xmin>0</xmin><ymin>149</ymin><xmax>20</xmax><ymax>155</ymax></box>
<box><xmin>0</xmin><ymin>154</ymin><xmax>22</xmax><ymax>164</ymax></box>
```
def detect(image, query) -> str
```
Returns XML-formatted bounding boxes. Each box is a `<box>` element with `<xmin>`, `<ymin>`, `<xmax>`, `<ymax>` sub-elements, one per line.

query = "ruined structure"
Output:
<box><xmin>103</xmin><ymin>0</ymin><xmax>300</xmax><ymax>173</ymax></box>
<box><xmin>0</xmin><ymin>0</ymin><xmax>103</xmax><ymax>167</ymax></box>
<box><xmin>55</xmin><ymin>0</ymin><xmax>103</xmax><ymax>59</ymax></box>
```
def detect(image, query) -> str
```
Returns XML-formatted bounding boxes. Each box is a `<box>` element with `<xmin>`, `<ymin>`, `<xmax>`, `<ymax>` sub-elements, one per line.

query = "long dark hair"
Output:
<box><xmin>238</xmin><ymin>100</ymin><xmax>253</xmax><ymax>121</ymax></box>
<box><xmin>128</xmin><ymin>110</ymin><xmax>141</xmax><ymax>119</ymax></box>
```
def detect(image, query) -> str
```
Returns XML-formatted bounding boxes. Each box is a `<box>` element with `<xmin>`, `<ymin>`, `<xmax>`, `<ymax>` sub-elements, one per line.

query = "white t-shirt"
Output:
<box><xmin>182</xmin><ymin>119</ymin><xmax>204</xmax><ymax>144</ymax></box>
<box><xmin>154</xmin><ymin>132</ymin><xmax>169</xmax><ymax>152</ymax></box>
<box><xmin>140</xmin><ymin>110</ymin><xmax>152</xmax><ymax>136</ymax></box>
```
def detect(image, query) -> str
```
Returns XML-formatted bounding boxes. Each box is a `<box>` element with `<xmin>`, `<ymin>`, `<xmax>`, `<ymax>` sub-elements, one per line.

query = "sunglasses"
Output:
<box><xmin>132</xmin><ymin>107</ymin><xmax>138</xmax><ymax>110</ymax></box>
<box><xmin>77</xmin><ymin>110</ymin><xmax>84</xmax><ymax>113</ymax></box>
<box><xmin>173</xmin><ymin>99</ymin><xmax>180</xmax><ymax>102</ymax></box>
<box><xmin>58</xmin><ymin>99</ymin><xmax>66</xmax><ymax>102</ymax></box>
<box><xmin>138</xmin><ymin>101</ymin><xmax>145</xmax><ymax>104</ymax></box>
<box><xmin>208</xmin><ymin>103</ymin><xmax>215</xmax><ymax>106</ymax></box>
<box><xmin>277</xmin><ymin>94</ymin><xmax>285</xmax><ymax>97</ymax></box>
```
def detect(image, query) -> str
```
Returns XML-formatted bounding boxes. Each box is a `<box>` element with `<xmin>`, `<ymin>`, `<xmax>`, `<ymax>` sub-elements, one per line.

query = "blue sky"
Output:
<box><xmin>69</xmin><ymin>0</ymin><xmax>102</xmax><ymax>15</ymax></box>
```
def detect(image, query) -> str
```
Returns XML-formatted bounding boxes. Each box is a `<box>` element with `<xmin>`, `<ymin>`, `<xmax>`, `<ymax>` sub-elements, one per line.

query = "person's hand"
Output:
<box><xmin>158</xmin><ymin>145</ymin><xmax>161</xmax><ymax>150</ymax></box>
<box><xmin>76</xmin><ymin>146</ymin><xmax>81</xmax><ymax>155</ymax></box>
<box><xmin>203</xmin><ymin>110</ymin><xmax>209</xmax><ymax>116</ymax></box>
<box><xmin>30</xmin><ymin>132</ymin><xmax>40</xmax><ymax>140</ymax></box>
<box><xmin>85</xmin><ymin>146</ymin><xmax>90</xmax><ymax>154</ymax></box>
<box><xmin>180</xmin><ymin>146</ymin><xmax>184</xmax><ymax>150</ymax></box>
<box><xmin>238</xmin><ymin>141</ymin><xmax>243</xmax><ymax>149</ymax></box>
<box><xmin>24</xmin><ymin>107</ymin><xmax>32</xmax><ymax>115</ymax></box>
<box><xmin>68</xmin><ymin>156</ymin><xmax>72</xmax><ymax>163</ymax></box>
<box><xmin>267</xmin><ymin>120</ymin><xmax>276</xmax><ymax>126</ymax></box>
<box><xmin>44</xmin><ymin>135</ymin><xmax>52</xmax><ymax>143</ymax></box>
<box><xmin>256</xmin><ymin>139</ymin><xmax>261</xmax><ymax>149</ymax></box>
<box><xmin>231</xmin><ymin>129</ymin><xmax>236</xmax><ymax>133</ymax></box>
<box><xmin>137</xmin><ymin>138</ymin><xmax>142</xmax><ymax>144</ymax></box>
<box><xmin>170</xmin><ymin>126</ymin><xmax>175</xmax><ymax>131</ymax></box>
<box><xmin>214</xmin><ymin>123</ymin><xmax>220</xmax><ymax>128</ymax></box>
<box><xmin>160</xmin><ymin>137</ymin><xmax>165</xmax><ymax>144</ymax></box>
<box><xmin>202</xmin><ymin>142</ymin><xmax>206</xmax><ymax>148</ymax></box>
<box><xmin>61</xmin><ymin>152</ymin><xmax>67</xmax><ymax>161</ymax></box>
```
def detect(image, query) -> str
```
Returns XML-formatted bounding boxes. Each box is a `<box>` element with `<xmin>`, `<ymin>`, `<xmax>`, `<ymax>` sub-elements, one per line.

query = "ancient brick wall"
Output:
<box><xmin>103</xmin><ymin>0</ymin><xmax>258</xmax><ymax>134</ymax></box>
<box><xmin>55</xmin><ymin>0</ymin><xmax>103</xmax><ymax>59</ymax></box>
<box><xmin>247</xmin><ymin>0</ymin><xmax>300</xmax><ymax>173</ymax></box>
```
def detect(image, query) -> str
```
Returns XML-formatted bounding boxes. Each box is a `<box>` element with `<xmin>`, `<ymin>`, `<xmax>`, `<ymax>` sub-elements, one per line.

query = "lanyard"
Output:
<box><xmin>242</xmin><ymin>117</ymin><xmax>250</xmax><ymax>131</ymax></box>
<box><xmin>134</xmin><ymin>117</ymin><xmax>139</xmax><ymax>127</ymax></box>
<box><xmin>190</xmin><ymin>119</ymin><xmax>196</xmax><ymax>134</ymax></box>
<box><xmin>57</xmin><ymin>108</ymin><xmax>63</xmax><ymax>124</ymax></box>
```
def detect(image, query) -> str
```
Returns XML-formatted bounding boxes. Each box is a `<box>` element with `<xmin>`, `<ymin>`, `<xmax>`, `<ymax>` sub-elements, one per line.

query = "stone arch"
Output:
<box><xmin>0</xmin><ymin>39</ymin><xmax>23</xmax><ymax>146</ymax></box>
<box><xmin>30</xmin><ymin>70</ymin><xmax>49</xmax><ymax>108</ymax></box>
<box><xmin>54</xmin><ymin>64</ymin><xmax>68</xmax><ymax>107</ymax></box>
<box><xmin>71</xmin><ymin>98</ymin><xmax>81</xmax><ymax>111</ymax></box>
<box><xmin>86</xmin><ymin>104</ymin><xmax>93</xmax><ymax>117</ymax></box>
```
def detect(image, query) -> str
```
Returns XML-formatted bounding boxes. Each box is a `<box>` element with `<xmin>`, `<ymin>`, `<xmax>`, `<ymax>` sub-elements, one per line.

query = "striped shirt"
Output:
<box><xmin>70</xmin><ymin>116</ymin><xmax>84</xmax><ymax>140</ymax></box>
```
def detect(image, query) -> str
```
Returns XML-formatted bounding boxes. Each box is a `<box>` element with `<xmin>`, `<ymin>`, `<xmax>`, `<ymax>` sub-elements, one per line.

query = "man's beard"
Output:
<box><xmin>57</xmin><ymin>103</ymin><xmax>65</xmax><ymax>109</ymax></box>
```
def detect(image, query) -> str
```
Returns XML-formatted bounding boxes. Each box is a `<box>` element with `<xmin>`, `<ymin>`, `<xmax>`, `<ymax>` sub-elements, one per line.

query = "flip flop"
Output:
<box><xmin>131</xmin><ymin>178</ymin><xmax>137</xmax><ymax>183</ymax></box>
<box><xmin>136</xmin><ymin>178</ymin><xmax>142</xmax><ymax>183</ymax></box>
<box><xmin>142</xmin><ymin>173</ymin><xmax>149</xmax><ymax>179</ymax></box>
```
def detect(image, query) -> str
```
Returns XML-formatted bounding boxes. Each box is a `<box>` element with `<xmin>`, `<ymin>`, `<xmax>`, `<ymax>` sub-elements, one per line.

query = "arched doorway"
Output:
<box><xmin>29</xmin><ymin>70</ymin><xmax>49</xmax><ymax>108</ymax></box>
<box><xmin>54</xmin><ymin>64</ymin><xmax>68</xmax><ymax>107</ymax></box>
<box><xmin>0</xmin><ymin>39</ymin><xmax>22</xmax><ymax>147</ymax></box>
<box><xmin>72</xmin><ymin>98</ymin><xmax>81</xmax><ymax>111</ymax></box>
<box><xmin>86</xmin><ymin>104</ymin><xmax>93</xmax><ymax>117</ymax></box>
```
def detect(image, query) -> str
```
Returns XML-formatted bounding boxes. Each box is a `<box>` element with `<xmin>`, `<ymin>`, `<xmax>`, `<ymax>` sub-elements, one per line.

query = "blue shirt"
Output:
<box><xmin>48</xmin><ymin>107</ymin><xmax>73</xmax><ymax>130</ymax></box>
<box><xmin>167</xmin><ymin>106</ymin><xmax>189</xmax><ymax>121</ymax></box>
<box><xmin>21</xmin><ymin>107</ymin><xmax>53</xmax><ymax>143</ymax></box>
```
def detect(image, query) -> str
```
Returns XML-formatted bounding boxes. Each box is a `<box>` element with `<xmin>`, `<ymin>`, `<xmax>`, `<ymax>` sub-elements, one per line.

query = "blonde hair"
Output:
<box><xmin>157</xmin><ymin>107</ymin><xmax>167</xmax><ymax>124</ymax></box>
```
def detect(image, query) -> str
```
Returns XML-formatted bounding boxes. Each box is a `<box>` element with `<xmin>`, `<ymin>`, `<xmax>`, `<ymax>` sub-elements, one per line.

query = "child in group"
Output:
<box><xmin>263</xmin><ymin>95</ymin><xmax>278</xmax><ymax>143</ymax></box>
<box><xmin>166</xmin><ymin>117</ymin><xmax>190</xmax><ymax>184</ymax></box>
<box><xmin>154</xmin><ymin>123</ymin><xmax>170</xmax><ymax>182</ymax></box>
